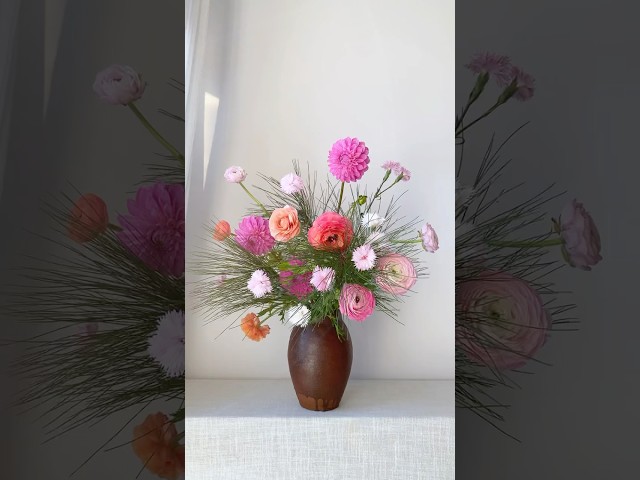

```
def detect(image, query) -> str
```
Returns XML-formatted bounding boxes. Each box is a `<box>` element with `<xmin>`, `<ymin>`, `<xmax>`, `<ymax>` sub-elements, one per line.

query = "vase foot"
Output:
<box><xmin>296</xmin><ymin>393</ymin><xmax>340</xmax><ymax>411</ymax></box>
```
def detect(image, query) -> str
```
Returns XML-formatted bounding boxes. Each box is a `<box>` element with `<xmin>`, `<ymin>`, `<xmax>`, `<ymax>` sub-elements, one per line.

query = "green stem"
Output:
<box><xmin>336</xmin><ymin>182</ymin><xmax>345</xmax><ymax>214</ymax></box>
<box><xmin>128</xmin><ymin>102</ymin><xmax>184</xmax><ymax>164</ymax></box>
<box><xmin>456</xmin><ymin>101</ymin><xmax>502</xmax><ymax>136</ymax></box>
<box><xmin>239</xmin><ymin>182</ymin><xmax>269</xmax><ymax>216</ymax></box>
<box><xmin>489</xmin><ymin>238</ymin><xmax>564</xmax><ymax>248</ymax></box>
<box><xmin>107</xmin><ymin>223</ymin><xmax>122</xmax><ymax>232</ymax></box>
<box><xmin>364</xmin><ymin>171</ymin><xmax>391</xmax><ymax>215</ymax></box>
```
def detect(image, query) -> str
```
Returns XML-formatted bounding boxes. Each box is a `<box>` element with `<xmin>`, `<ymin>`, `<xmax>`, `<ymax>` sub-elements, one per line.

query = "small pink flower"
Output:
<box><xmin>310</xmin><ymin>266</ymin><xmax>336</xmax><ymax>292</ymax></box>
<box><xmin>509</xmin><ymin>66</ymin><xmax>535</xmax><ymax>101</ymax></box>
<box><xmin>339</xmin><ymin>284</ymin><xmax>376</xmax><ymax>322</ymax></box>
<box><xmin>224</xmin><ymin>166</ymin><xmax>247</xmax><ymax>183</ymax></box>
<box><xmin>280</xmin><ymin>173</ymin><xmax>304</xmax><ymax>195</ymax></box>
<box><xmin>382</xmin><ymin>161</ymin><xmax>410</xmax><ymax>181</ymax></box>
<box><xmin>235</xmin><ymin>216</ymin><xmax>275</xmax><ymax>255</ymax></box>
<box><xmin>328</xmin><ymin>137</ymin><xmax>370</xmax><ymax>183</ymax></box>
<box><xmin>398</xmin><ymin>166</ymin><xmax>411</xmax><ymax>182</ymax></box>
<box><xmin>352</xmin><ymin>244</ymin><xmax>376</xmax><ymax>271</ymax></box>
<box><xmin>148</xmin><ymin>310</ymin><xmax>185</xmax><ymax>378</ymax></box>
<box><xmin>376</xmin><ymin>254</ymin><xmax>417</xmax><ymax>295</ymax></box>
<box><xmin>420</xmin><ymin>223</ymin><xmax>439</xmax><ymax>253</ymax></box>
<box><xmin>559</xmin><ymin>199</ymin><xmax>602</xmax><ymax>270</ymax></box>
<box><xmin>247</xmin><ymin>270</ymin><xmax>272</xmax><ymax>298</ymax></box>
<box><xmin>93</xmin><ymin>64</ymin><xmax>146</xmax><ymax>105</ymax></box>
<box><xmin>382</xmin><ymin>161</ymin><xmax>400</xmax><ymax>171</ymax></box>
<box><xmin>279</xmin><ymin>258</ymin><xmax>313</xmax><ymax>299</ymax></box>
<box><xmin>465</xmin><ymin>52</ymin><xmax>512</xmax><ymax>86</ymax></box>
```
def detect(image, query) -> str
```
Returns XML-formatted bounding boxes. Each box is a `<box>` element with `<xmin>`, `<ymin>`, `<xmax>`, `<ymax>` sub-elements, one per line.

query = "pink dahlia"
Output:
<box><xmin>509</xmin><ymin>66</ymin><xmax>535</xmax><ymax>101</ymax></box>
<box><xmin>235</xmin><ymin>216</ymin><xmax>275</xmax><ymax>255</ymax></box>
<box><xmin>117</xmin><ymin>183</ymin><xmax>185</xmax><ymax>277</ymax></box>
<box><xmin>465</xmin><ymin>52</ymin><xmax>512</xmax><ymax>86</ymax></box>
<box><xmin>279</xmin><ymin>258</ymin><xmax>313</xmax><ymax>299</ymax></box>
<box><xmin>328</xmin><ymin>137</ymin><xmax>370</xmax><ymax>182</ymax></box>
<box><xmin>310</xmin><ymin>266</ymin><xmax>336</xmax><ymax>292</ymax></box>
<box><xmin>339</xmin><ymin>283</ymin><xmax>376</xmax><ymax>322</ymax></box>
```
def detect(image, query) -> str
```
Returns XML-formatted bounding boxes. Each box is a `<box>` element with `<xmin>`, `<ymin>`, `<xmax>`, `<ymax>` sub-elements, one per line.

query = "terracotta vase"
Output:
<box><xmin>287</xmin><ymin>314</ymin><xmax>353</xmax><ymax>411</ymax></box>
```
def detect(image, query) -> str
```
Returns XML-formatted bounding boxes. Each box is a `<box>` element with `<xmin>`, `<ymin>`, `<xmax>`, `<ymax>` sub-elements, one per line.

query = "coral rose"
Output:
<box><xmin>307</xmin><ymin>212</ymin><xmax>353</xmax><ymax>252</ymax></box>
<box><xmin>213</xmin><ymin>220</ymin><xmax>231</xmax><ymax>241</ymax></box>
<box><xmin>559</xmin><ymin>199</ymin><xmax>602</xmax><ymax>270</ymax></box>
<box><xmin>375</xmin><ymin>254</ymin><xmax>417</xmax><ymax>295</ymax></box>
<box><xmin>269</xmin><ymin>206</ymin><xmax>300</xmax><ymax>242</ymax></box>
<box><xmin>132</xmin><ymin>412</ymin><xmax>184</xmax><ymax>480</ymax></box>
<box><xmin>456</xmin><ymin>270</ymin><xmax>550</xmax><ymax>370</ymax></box>
<box><xmin>240</xmin><ymin>313</ymin><xmax>270</xmax><ymax>341</ymax></box>
<box><xmin>68</xmin><ymin>193</ymin><xmax>109</xmax><ymax>243</ymax></box>
<box><xmin>339</xmin><ymin>283</ymin><xmax>376</xmax><ymax>322</ymax></box>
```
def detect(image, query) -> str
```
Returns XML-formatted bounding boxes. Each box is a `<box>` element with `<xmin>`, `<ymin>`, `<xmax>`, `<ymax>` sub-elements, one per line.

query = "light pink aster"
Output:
<box><xmin>398</xmin><ymin>166</ymin><xmax>411</xmax><ymax>182</ymax></box>
<box><xmin>247</xmin><ymin>270</ymin><xmax>272</xmax><ymax>298</ymax></box>
<box><xmin>509</xmin><ymin>66</ymin><xmax>535</xmax><ymax>101</ymax></box>
<box><xmin>117</xmin><ymin>183</ymin><xmax>185</xmax><ymax>277</ymax></box>
<box><xmin>148</xmin><ymin>310</ymin><xmax>185</xmax><ymax>377</ymax></box>
<box><xmin>235</xmin><ymin>216</ymin><xmax>275</xmax><ymax>255</ymax></box>
<box><xmin>465</xmin><ymin>52</ymin><xmax>513</xmax><ymax>86</ymax></box>
<box><xmin>328</xmin><ymin>137</ymin><xmax>370</xmax><ymax>182</ymax></box>
<box><xmin>278</xmin><ymin>258</ymin><xmax>313</xmax><ymax>299</ymax></box>
<box><xmin>280</xmin><ymin>173</ymin><xmax>304</xmax><ymax>195</ymax></box>
<box><xmin>310</xmin><ymin>266</ymin><xmax>336</xmax><ymax>292</ymax></box>
<box><xmin>352</xmin><ymin>244</ymin><xmax>376</xmax><ymax>271</ymax></box>
<box><xmin>382</xmin><ymin>161</ymin><xmax>400</xmax><ymax>171</ymax></box>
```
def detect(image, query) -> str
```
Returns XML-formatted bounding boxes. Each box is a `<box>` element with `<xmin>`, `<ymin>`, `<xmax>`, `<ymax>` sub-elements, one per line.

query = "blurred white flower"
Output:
<box><xmin>148</xmin><ymin>310</ymin><xmax>185</xmax><ymax>377</ymax></box>
<box><xmin>285</xmin><ymin>305</ymin><xmax>310</xmax><ymax>326</ymax></box>
<box><xmin>361</xmin><ymin>213</ymin><xmax>385</xmax><ymax>229</ymax></box>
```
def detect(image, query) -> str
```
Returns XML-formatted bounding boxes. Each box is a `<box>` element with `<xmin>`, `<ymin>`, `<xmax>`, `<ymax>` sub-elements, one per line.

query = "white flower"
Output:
<box><xmin>352</xmin><ymin>244</ymin><xmax>377</xmax><ymax>271</ymax></box>
<box><xmin>148</xmin><ymin>310</ymin><xmax>185</xmax><ymax>377</ymax></box>
<box><xmin>247</xmin><ymin>269</ymin><xmax>272</xmax><ymax>298</ymax></box>
<box><xmin>285</xmin><ymin>305</ymin><xmax>310</xmax><ymax>326</ymax></box>
<box><xmin>361</xmin><ymin>213</ymin><xmax>385</xmax><ymax>229</ymax></box>
<box><xmin>280</xmin><ymin>173</ymin><xmax>304</xmax><ymax>195</ymax></box>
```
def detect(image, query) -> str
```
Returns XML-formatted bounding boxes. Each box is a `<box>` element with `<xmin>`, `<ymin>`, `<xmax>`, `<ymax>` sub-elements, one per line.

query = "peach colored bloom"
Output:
<box><xmin>375</xmin><ymin>254</ymin><xmax>417</xmax><ymax>295</ymax></box>
<box><xmin>269</xmin><ymin>206</ymin><xmax>300</xmax><ymax>242</ymax></box>
<box><xmin>307</xmin><ymin>212</ymin><xmax>353</xmax><ymax>252</ymax></box>
<box><xmin>241</xmin><ymin>313</ymin><xmax>270</xmax><ymax>341</ymax></box>
<box><xmin>132</xmin><ymin>412</ymin><xmax>184</xmax><ymax>480</ymax></box>
<box><xmin>213</xmin><ymin>220</ymin><xmax>231</xmax><ymax>241</ymax></box>
<box><xmin>67</xmin><ymin>193</ymin><xmax>109</xmax><ymax>243</ymax></box>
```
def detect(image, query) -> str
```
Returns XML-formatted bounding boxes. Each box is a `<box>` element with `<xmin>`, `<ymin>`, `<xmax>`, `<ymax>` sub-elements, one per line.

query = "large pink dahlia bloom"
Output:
<box><xmin>328</xmin><ymin>137</ymin><xmax>370</xmax><ymax>182</ymax></box>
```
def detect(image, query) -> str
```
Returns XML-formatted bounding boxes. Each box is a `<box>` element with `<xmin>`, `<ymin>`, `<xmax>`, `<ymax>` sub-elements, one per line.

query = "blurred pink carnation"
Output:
<box><xmin>117</xmin><ymin>183</ymin><xmax>185</xmax><ymax>277</ymax></box>
<box><xmin>559</xmin><ymin>199</ymin><xmax>602</xmax><ymax>270</ymax></box>
<box><xmin>148</xmin><ymin>310</ymin><xmax>185</xmax><ymax>377</ymax></box>
<box><xmin>247</xmin><ymin>270</ymin><xmax>272</xmax><ymax>298</ymax></box>
<box><xmin>280</xmin><ymin>173</ymin><xmax>304</xmax><ymax>195</ymax></box>
<box><xmin>328</xmin><ymin>137</ymin><xmax>370</xmax><ymax>182</ymax></box>
<box><xmin>310</xmin><ymin>266</ymin><xmax>335</xmax><ymax>292</ymax></box>
<box><xmin>510</xmin><ymin>66</ymin><xmax>535</xmax><ymax>101</ymax></box>
<box><xmin>352</xmin><ymin>244</ymin><xmax>376</xmax><ymax>271</ymax></box>
<box><xmin>235</xmin><ymin>216</ymin><xmax>275</xmax><ymax>255</ymax></box>
<box><xmin>279</xmin><ymin>258</ymin><xmax>313</xmax><ymax>299</ymax></box>
<box><xmin>465</xmin><ymin>52</ymin><xmax>512</xmax><ymax>86</ymax></box>
<box><xmin>93</xmin><ymin>64</ymin><xmax>146</xmax><ymax>105</ymax></box>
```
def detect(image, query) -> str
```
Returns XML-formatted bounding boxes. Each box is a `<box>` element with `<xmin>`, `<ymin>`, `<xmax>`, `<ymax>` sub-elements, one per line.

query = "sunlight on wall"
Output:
<box><xmin>203</xmin><ymin>92</ymin><xmax>219</xmax><ymax>188</ymax></box>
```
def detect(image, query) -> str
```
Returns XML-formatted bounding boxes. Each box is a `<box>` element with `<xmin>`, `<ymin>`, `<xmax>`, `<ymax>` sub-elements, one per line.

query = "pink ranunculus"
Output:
<box><xmin>307</xmin><ymin>212</ymin><xmax>354</xmax><ymax>252</ymax></box>
<box><xmin>375</xmin><ymin>254</ymin><xmax>417</xmax><ymax>295</ymax></box>
<box><xmin>93</xmin><ymin>65</ymin><xmax>146</xmax><ymax>106</ymax></box>
<box><xmin>328</xmin><ymin>137</ymin><xmax>370</xmax><ymax>182</ymax></box>
<box><xmin>224</xmin><ymin>166</ymin><xmax>247</xmax><ymax>183</ymax></box>
<box><xmin>339</xmin><ymin>283</ymin><xmax>376</xmax><ymax>322</ymax></box>
<box><xmin>465</xmin><ymin>52</ymin><xmax>513</xmax><ymax>86</ymax></box>
<box><xmin>235</xmin><ymin>216</ymin><xmax>275</xmax><ymax>255</ymax></box>
<box><xmin>280</xmin><ymin>173</ymin><xmax>304</xmax><ymax>195</ymax></box>
<box><xmin>279</xmin><ymin>258</ymin><xmax>313</xmax><ymax>299</ymax></box>
<box><xmin>420</xmin><ymin>223</ymin><xmax>439</xmax><ymax>253</ymax></box>
<box><xmin>559</xmin><ymin>199</ymin><xmax>602</xmax><ymax>270</ymax></box>
<box><xmin>310</xmin><ymin>266</ymin><xmax>336</xmax><ymax>292</ymax></box>
<box><xmin>456</xmin><ymin>271</ymin><xmax>550</xmax><ymax>370</ymax></box>
<box><xmin>117</xmin><ymin>183</ymin><xmax>185</xmax><ymax>277</ymax></box>
<box><xmin>68</xmin><ymin>193</ymin><xmax>109</xmax><ymax>243</ymax></box>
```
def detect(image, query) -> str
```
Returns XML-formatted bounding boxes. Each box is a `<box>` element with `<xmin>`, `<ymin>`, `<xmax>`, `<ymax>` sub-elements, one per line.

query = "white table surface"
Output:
<box><xmin>186</xmin><ymin>379</ymin><xmax>454</xmax><ymax>480</ymax></box>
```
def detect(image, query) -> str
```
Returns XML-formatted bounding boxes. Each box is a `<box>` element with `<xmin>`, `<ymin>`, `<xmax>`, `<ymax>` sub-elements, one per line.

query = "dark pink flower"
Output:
<box><xmin>235</xmin><ymin>216</ymin><xmax>275</xmax><ymax>255</ymax></box>
<box><xmin>465</xmin><ymin>52</ymin><xmax>512</xmax><ymax>86</ymax></box>
<box><xmin>510</xmin><ymin>66</ymin><xmax>535</xmax><ymax>101</ymax></box>
<box><xmin>328</xmin><ymin>137</ymin><xmax>370</xmax><ymax>182</ymax></box>
<box><xmin>117</xmin><ymin>183</ymin><xmax>184</xmax><ymax>277</ymax></box>
<box><xmin>279</xmin><ymin>258</ymin><xmax>313</xmax><ymax>299</ymax></box>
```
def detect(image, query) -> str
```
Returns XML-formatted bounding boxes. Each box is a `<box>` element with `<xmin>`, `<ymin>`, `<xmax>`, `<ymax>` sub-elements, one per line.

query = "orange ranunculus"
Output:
<box><xmin>132</xmin><ymin>412</ymin><xmax>184</xmax><ymax>480</ymax></box>
<box><xmin>241</xmin><ymin>313</ymin><xmax>270</xmax><ymax>341</ymax></box>
<box><xmin>67</xmin><ymin>193</ymin><xmax>109</xmax><ymax>243</ymax></box>
<box><xmin>213</xmin><ymin>219</ymin><xmax>231</xmax><ymax>240</ymax></box>
<box><xmin>307</xmin><ymin>211</ymin><xmax>353</xmax><ymax>251</ymax></box>
<box><xmin>269</xmin><ymin>206</ymin><xmax>300</xmax><ymax>242</ymax></box>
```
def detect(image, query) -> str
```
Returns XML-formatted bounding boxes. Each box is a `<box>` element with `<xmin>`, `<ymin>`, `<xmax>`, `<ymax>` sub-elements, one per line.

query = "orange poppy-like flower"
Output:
<box><xmin>241</xmin><ymin>313</ymin><xmax>270</xmax><ymax>341</ymax></box>
<box><xmin>213</xmin><ymin>219</ymin><xmax>231</xmax><ymax>240</ymax></box>
<box><xmin>67</xmin><ymin>193</ymin><xmax>109</xmax><ymax>243</ymax></box>
<box><xmin>132</xmin><ymin>412</ymin><xmax>185</xmax><ymax>480</ymax></box>
<box><xmin>269</xmin><ymin>206</ymin><xmax>300</xmax><ymax>242</ymax></box>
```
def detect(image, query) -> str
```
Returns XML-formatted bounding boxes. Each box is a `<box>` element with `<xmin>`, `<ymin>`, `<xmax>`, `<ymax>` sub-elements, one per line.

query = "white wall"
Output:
<box><xmin>186</xmin><ymin>0</ymin><xmax>454</xmax><ymax>380</ymax></box>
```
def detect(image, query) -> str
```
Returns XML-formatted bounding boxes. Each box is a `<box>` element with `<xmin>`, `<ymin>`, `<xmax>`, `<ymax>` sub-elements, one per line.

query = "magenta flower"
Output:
<box><xmin>339</xmin><ymin>284</ymin><xmax>376</xmax><ymax>322</ymax></box>
<box><xmin>310</xmin><ymin>266</ymin><xmax>336</xmax><ymax>292</ymax></box>
<box><xmin>93</xmin><ymin>64</ymin><xmax>146</xmax><ymax>105</ymax></box>
<box><xmin>420</xmin><ymin>223</ymin><xmax>439</xmax><ymax>253</ymax></box>
<box><xmin>279</xmin><ymin>258</ymin><xmax>313</xmax><ymax>299</ymax></box>
<box><xmin>465</xmin><ymin>52</ymin><xmax>512</xmax><ymax>86</ymax></box>
<box><xmin>117</xmin><ymin>183</ymin><xmax>185</xmax><ymax>277</ymax></box>
<box><xmin>559</xmin><ymin>199</ymin><xmax>602</xmax><ymax>270</ymax></box>
<box><xmin>280</xmin><ymin>173</ymin><xmax>304</xmax><ymax>195</ymax></box>
<box><xmin>509</xmin><ymin>66</ymin><xmax>535</xmax><ymax>101</ymax></box>
<box><xmin>328</xmin><ymin>137</ymin><xmax>370</xmax><ymax>182</ymax></box>
<box><xmin>224</xmin><ymin>166</ymin><xmax>247</xmax><ymax>183</ymax></box>
<box><xmin>247</xmin><ymin>270</ymin><xmax>272</xmax><ymax>298</ymax></box>
<box><xmin>148</xmin><ymin>310</ymin><xmax>185</xmax><ymax>377</ymax></box>
<box><xmin>235</xmin><ymin>216</ymin><xmax>275</xmax><ymax>255</ymax></box>
<box><xmin>352</xmin><ymin>244</ymin><xmax>376</xmax><ymax>271</ymax></box>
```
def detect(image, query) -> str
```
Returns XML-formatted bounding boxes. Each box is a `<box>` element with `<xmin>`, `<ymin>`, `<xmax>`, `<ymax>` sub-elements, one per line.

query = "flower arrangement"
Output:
<box><xmin>193</xmin><ymin>139</ymin><xmax>439</xmax><ymax>345</ymax></box>
<box><xmin>456</xmin><ymin>52</ymin><xmax>602</xmax><ymax>435</ymax></box>
<box><xmin>11</xmin><ymin>65</ymin><xmax>185</xmax><ymax>478</ymax></box>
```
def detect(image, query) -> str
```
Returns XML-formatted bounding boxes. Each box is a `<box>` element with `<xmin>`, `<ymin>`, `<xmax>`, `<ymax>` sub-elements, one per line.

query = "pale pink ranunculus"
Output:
<box><xmin>375</xmin><ymin>254</ymin><xmax>417</xmax><ymax>295</ymax></box>
<box><xmin>559</xmin><ymin>199</ymin><xmax>602</xmax><ymax>270</ymax></box>
<box><xmin>339</xmin><ymin>283</ymin><xmax>376</xmax><ymax>322</ymax></box>
<box><xmin>420</xmin><ymin>223</ymin><xmax>439</xmax><ymax>253</ymax></box>
<box><xmin>269</xmin><ymin>206</ymin><xmax>300</xmax><ymax>242</ymax></box>
<box><xmin>68</xmin><ymin>193</ymin><xmax>109</xmax><ymax>243</ymax></box>
<box><xmin>456</xmin><ymin>271</ymin><xmax>550</xmax><ymax>370</ymax></box>
<box><xmin>307</xmin><ymin>212</ymin><xmax>354</xmax><ymax>252</ymax></box>
<box><xmin>93</xmin><ymin>65</ymin><xmax>146</xmax><ymax>106</ymax></box>
<box><xmin>224</xmin><ymin>166</ymin><xmax>247</xmax><ymax>183</ymax></box>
